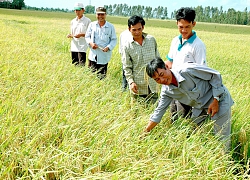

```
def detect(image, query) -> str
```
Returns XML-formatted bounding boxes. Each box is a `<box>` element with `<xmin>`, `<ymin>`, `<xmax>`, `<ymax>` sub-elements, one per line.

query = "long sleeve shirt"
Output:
<box><xmin>122</xmin><ymin>33</ymin><xmax>160</xmax><ymax>95</ymax></box>
<box><xmin>85</xmin><ymin>20</ymin><xmax>117</xmax><ymax>64</ymax></box>
<box><xmin>150</xmin><ymin>63</ymin><xmax>234</xmax><ymax>123</ymax></box>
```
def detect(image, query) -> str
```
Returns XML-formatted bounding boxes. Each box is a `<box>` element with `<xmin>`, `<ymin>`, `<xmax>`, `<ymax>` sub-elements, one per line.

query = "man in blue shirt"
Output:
<box><xmin>85</xmin><ymin>7</ymin><xmax>117</xmax><ymax>79</ymax></box>
<box><xmin>145</xmin><ymin>57</ymin><xmax>234</xmax><ymax>151</ymax></box>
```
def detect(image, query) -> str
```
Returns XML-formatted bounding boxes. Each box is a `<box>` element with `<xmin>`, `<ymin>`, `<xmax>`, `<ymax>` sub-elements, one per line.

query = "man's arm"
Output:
<box><xmin>145</xmin><ymin>87</ymin><xmax>173</xmax><ymax>132</ymax></box>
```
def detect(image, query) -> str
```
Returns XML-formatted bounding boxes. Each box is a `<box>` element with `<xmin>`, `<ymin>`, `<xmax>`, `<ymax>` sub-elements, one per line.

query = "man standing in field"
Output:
<box><xmin>166</xmin><ymin>7</ymin><xmax>207</xmax><ymax>121</ymax></box>
<box><xmin>67</xmin><ymin>2</ymin><xmax>91</xmax><ymax>66</ymax></box>
<box><xmin>122</xmin><ymin>15</ymin><xmax>160</xmax><ymax>104</ymax></box>
<box><xmin>85</xmin><ymin>7</ymin><xmax>117</xmax><ymax>80</ymax></box>
<box><xmin>145</xmin><ymin>57</ymin><xmax>234</xmax><ymax>151</ymax></box>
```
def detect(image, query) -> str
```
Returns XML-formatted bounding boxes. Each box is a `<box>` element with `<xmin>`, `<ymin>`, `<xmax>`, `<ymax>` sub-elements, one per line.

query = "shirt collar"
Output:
<box><xmin>178</xmin><ymin>31</ymin><xmax>196</xmax><ymax>51</ymax></box>
<box><xmin>178</xmin><ymin>30</ymin><xmax>197</xmax><ymax>44</ymax></box>
<box><xmin>128</xmin><ymin>32</ymin><xmax>148</xmax><ymax>43</ymax></box>
<box><xmin>75</xmin><ymin>15</ymin><xmax>85</xmax><ymax>21</ymax></box>
<box><xmin>170</xmin><ymin>69</ymin><xmax>185</xmax><ymax>88</ymax></box>
<box><xmin>94</xmin><ymin>20</ymin><xmax>108</xmax><ymax>28</ymax></box>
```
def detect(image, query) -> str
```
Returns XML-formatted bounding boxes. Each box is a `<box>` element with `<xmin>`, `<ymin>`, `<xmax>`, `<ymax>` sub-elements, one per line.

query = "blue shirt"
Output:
<box><xmin>85</xmin><ymin>21</ymin><xmax>117</xmax><ymax>64</ymax></box>
<box><xmin>150</xmin><ymin>63</ymin><xmax>234</xmax><ymax>123</ymax></box>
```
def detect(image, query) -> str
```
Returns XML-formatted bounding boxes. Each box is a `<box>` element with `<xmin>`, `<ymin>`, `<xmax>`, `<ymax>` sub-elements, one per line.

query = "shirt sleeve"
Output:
<box><xmin>150</xmin><ymin>86</ymin><xmax>172</xmax><ymax>123</ymax></box>
<box><xmin>122</xmin><ymin>46</ymin><xmax>134</xmax><ymax>85</ymax></box>
<box><xmin>166</xmin><ymin>38</ymin><xmax>175</xmax><ymax>62</ymax></box>
<box><xmin>106</xmin><ymin>24</ymin><xmax>117</xmax><ymax>51</ymax></box>
<box><xmin>85</xmin><ymin>23</ymin><xmax>93</xmax><ymax>45</ymax></box>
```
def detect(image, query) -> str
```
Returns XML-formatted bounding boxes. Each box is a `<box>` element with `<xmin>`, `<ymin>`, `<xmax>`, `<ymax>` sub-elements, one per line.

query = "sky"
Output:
<box><xmin>24</xmin><ymin>0</ymin><xmax>250</xmax><ymax>15</ymax></box>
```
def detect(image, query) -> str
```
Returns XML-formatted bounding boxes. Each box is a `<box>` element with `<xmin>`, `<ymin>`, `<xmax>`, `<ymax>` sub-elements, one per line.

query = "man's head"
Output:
<box><xmin>128</xmin><ymin>15</ymin><xmax>145</xmax><ymax>40</ymax></box>
<box><xmin>96</xmin><ymin>7</ymin><xmax>107</xmax><ymax>22</ymax></box>
<box><xmin>146</xmin><ymin>57</ymin><xmax>172</xmax><ymax>85</ymax></box>
<box><xmin>74</xmin><ymin>2</ymin><xmax>85</xmax><ymax>17</ymax></box>
<box><xmin>175</xmin><ymin>7</ymin><xmax>196</xmax><ymax>40</ymax></box>
<box><xmin>176</xmin><ymin>7</ymin><xmax>196</xmax><ymax>23</ymax></box>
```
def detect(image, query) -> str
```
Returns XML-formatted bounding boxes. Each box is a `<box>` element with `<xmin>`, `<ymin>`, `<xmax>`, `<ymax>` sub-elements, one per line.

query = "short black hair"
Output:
<box><xmin>128</xmin><ymin>15</ymin><xmax>145</xmax><ymax>28</ymax></box>
<box><xmin>146</xmin><ymin>57</ymin><xmax>166</xmax><ymax>78</ymax></box>
<box><xmin>175</xmin><ymin>7</ymin><xmax>196</xmax><ymax>23</ymax></box>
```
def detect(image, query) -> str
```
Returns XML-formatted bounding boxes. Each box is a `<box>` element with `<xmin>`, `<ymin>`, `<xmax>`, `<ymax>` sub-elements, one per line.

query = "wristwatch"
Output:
<box><xmin>214</xmin><ymin>96</ymin><xmax>220</xmax><ymax>102</ymax></box>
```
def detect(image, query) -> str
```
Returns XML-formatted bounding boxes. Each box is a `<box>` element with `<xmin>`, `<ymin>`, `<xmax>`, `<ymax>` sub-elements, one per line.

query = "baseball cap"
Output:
<box><xmin>96</xmin><ymin>7</ymin><xmax>106</xmax><ymax>14</ymax></box>
<box><xmin>74</xmin><ymin>2</ymin><xmax>84</xmax><ymax>10</ymax></box>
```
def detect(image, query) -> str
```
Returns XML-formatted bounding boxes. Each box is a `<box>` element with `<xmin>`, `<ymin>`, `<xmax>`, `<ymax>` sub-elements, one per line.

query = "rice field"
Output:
<box><xmin>0</xmin><ymin>8</ymin><xmax>250</xmax><ymax>179</ymax></box>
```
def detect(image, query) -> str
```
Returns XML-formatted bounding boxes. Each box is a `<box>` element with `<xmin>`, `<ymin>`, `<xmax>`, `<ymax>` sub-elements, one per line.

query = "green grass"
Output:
<box><xmin>0</xmin><ymin>8</ymin><xmax>250</xmax><ymax>179</ymax></box>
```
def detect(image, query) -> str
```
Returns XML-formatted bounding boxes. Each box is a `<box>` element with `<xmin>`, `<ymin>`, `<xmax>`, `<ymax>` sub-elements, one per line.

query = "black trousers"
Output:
<box><xmin>71</xmin><ymin>52</ymin><xmax>86</xmax><ymax>66</ymax></box>
<box><xmin>122</xmin><ymin>69</ymin><xmax>128</xmax><ymax>89</ymax></box>
<box><xmin>88</xmin><ymin>60</ymin><xmax>108</xmax><ymax>80</ymax></box>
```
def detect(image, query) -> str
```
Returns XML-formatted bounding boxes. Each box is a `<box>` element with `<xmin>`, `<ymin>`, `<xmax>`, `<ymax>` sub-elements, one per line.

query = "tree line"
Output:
<box><xmin>1</xmin><ymin>1</ymin><xmax>249</xmax><ymax>25</ymax></box>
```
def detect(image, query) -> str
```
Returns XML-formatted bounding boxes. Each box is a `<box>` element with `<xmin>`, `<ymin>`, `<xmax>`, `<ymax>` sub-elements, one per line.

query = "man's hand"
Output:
<box><xmin>89</xmin><ymin>42</ymin><xmax>98</xmax><ymax>49</ymax></box>
<box><xmin>67</xmin><ymin>34</ymin><xmax>73</xmax><ymax>38</ymax></box>
<box><xmin>102</xmin><ymin>47</ymin><xmax>109</xmax><ymax>52</ymax></box>
<box><xmin>207</xmin><ymin>98</ymin><xmax>219</xmax><ymax>117</ymax></box>
<box><xmin>74</xmin><ymin>33</ymin><xmax>84</xmax><ymax>38</ymax></box>
<box><xmin>145</xmin><ymin>121</ymin><xmax>158</xmax><ymax>132</ymax></box>
<box><xmin>130</xmin><ymin>82</ymin><xmax>138</xmax><ymax>94</ymax></box>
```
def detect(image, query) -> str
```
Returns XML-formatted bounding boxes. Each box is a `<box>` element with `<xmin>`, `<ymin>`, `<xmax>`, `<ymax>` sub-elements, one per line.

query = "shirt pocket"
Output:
<box><xmin>187</xmin><ymin>86</ymin><xmax>201</xmax><ymax>100</ymax></box>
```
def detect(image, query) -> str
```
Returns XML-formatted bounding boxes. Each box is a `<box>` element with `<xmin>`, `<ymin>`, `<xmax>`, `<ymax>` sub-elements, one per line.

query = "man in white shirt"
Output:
<box><xmin>67</xmin><ymin>2</ymin><xmax>91</xmax><ymax>66</ymax></box>
<box><xmin>165</xmin><ymin>7</ymin><xmax>207</xmax><ymax>121</ymax></box>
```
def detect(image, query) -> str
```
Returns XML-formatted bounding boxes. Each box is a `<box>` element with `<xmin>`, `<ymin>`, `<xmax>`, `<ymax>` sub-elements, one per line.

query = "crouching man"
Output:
<box><xmin>145</xmin><ymin>57</ymin><xmax>234</xmax><ymax>151</ymax></box>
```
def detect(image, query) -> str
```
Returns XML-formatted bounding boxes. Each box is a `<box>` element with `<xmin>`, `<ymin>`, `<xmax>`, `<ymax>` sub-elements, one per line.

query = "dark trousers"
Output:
<box><xmin>170</xmin><ymin>99</ymin><xmax>192</xmax><ymax>121</ymax></box>
<box><xmin>122</xmin><ymin>69</ymin><xmax>128</xmax><ymax>89</ymax></box>
<box><xmin>88</xmin><ymin>60</ymin><xmax>108</xmax><ymax>80</ymax></box>
<box><xmin>71</xmin><ymin>52</ymin><xmax>86</xmax><ymax>66</ymax></box>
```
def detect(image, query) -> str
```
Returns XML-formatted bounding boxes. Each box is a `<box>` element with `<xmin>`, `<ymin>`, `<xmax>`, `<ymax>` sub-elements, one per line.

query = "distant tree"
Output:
<box><xmin>195</xmin><ymin>6</ymin><xmax>204</xmax><ymax>22</ymax></box>
<box><xmin>242</xmin><ymin>7</ymin><xmax>248</xmax><ymax>25</ymax></box>
<box><xmin>145</xmin><ymin>6</ymin><xmax>152</xmax><ymax>19</ymax></box>
<box><xmin>108</xmin><ymin>5</ymin><xmax>113</xmax><ymax>15</ymax></box>
<box><xmin>162</xmin><ymin>7</ymin><xmax>168</xmax><ymax>19</ymax></box>
<box><xmin>85</xmin><ymin>5</ymin><xmax>95</xmax><ymax>14</ymax></box>
<box><xmin>13</xmin><ymin>0</ymin><xmax>25</xmax><ymax>9</ymax></box>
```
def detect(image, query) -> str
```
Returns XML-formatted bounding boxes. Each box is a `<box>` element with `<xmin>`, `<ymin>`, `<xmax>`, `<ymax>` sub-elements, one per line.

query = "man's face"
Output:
<box><xmin>96</xmin><ymin>13</ymin><xmax>106</xmax><ymax>22</ymax></box>
<box><xmin>75</xmin><ymin>9</ymin><xmax>84</xmax><ymax>17</ymax></box>
<box><xmin>152</xmin><ymin>68</ymin><xmax>172</xmax><ymax>85</ymax></box>
<box><xmin>177</xmin><ymin>19</ymin><xmax>196</xmax><ymax>40</ymax></box>
<box><xmin>129</xmin><ymin>23</ymin><xmax>144</xmax><ymax>40</ymax></box>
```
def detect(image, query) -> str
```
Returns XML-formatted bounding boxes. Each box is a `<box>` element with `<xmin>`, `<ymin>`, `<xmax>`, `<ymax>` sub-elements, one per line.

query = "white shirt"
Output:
<box><xmin>167</xmin><ymin>31</ymin><xmax>206</xmax><ymax>69</ymax></box>
<box><xmin>70</xmin><ymin>15</ymin><xmax>91</xmax><ymax>52</ymax></box>
<box><xmin>119</xmin><ymin>29</ymin><xmax>131</xmax><ymax>54</ymax></box>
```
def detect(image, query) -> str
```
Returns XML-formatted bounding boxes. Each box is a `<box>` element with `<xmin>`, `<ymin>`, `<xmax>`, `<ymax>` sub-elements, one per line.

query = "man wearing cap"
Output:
<box><xmin>67</xmin><ymin>2</ymin><xmax>91</xmax><ymax>66</ymax></box>
<box><xmin>85</xmin><ymin>7</ymin><xmax>117</xmax><ymax>79</ymax></box>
